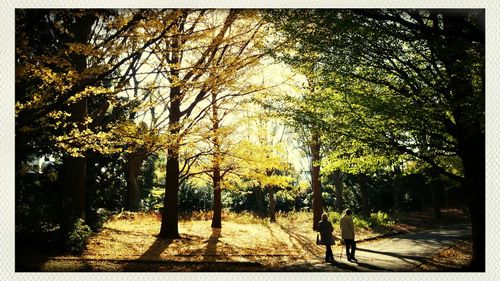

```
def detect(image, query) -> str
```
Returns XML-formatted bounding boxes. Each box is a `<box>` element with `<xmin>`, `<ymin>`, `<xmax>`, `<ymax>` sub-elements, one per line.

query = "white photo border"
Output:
<box><xmin>2</xmin><ymin>1</ymin><xmax>498</xmax><ymax>281</ymax></box>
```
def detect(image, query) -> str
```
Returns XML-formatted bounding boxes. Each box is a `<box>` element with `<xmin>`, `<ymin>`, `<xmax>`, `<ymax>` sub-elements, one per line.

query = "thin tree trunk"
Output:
<box><xmin>211</xmin><ymin>176</ymin><xmax>222</xmax><ymax>228</ymax></box>
<box><xmin>294</xmin><ymin>191</ymin><xmax>302</xmax><ymax>212</ymax></box>
<box><xmin>393</xmin><ymin>165</ymin><xmax>402</xmax><ymax>212</ymax></box>
<box><xmin>267</xmin><ymin>185</ymin><xmax>276</xmax><ymax>223</ymax></box>
<box><xmin>124</xmin><ymin>151</ymin><xmax>148</xmax><ymax>211</ymax></box>
<box><xmin>393</xmin><ymin>183</ymin><xmax>401</xmax><ymax>212</ymax></box>
<box><xmin>310</xmin><ymin>131</ymin><xmax>323</xmax><ymax>230</ymax></box>
<box><xmin>429</xmin><ymin>179</ymin><xmax>442</xmax><ymax>219</ymax></box>
<box><xmin>211</xmin><ymin>92</ymin><xmax>222</xmax><ymax>228</ymax></box>
<box><xmin>333</xmin><ymin>169</ymin><xmax>343</xmax><ymax>212</ymax></box>
<box><xmin>358</xmin><ymin>173</ymin><xmax>369</xmax><ymax>217</ymax></box>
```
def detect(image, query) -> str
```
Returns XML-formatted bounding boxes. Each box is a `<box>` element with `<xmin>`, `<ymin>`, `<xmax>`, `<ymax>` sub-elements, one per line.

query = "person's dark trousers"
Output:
<box><xmin>344</xmin><ymin>239</ymin><xmax>356</xmax><ymax>259</ymax></box>
<box><xmin>325</xmin><ymin>245</ymin><xmax>334</xmax><ymax>262</ymax></box>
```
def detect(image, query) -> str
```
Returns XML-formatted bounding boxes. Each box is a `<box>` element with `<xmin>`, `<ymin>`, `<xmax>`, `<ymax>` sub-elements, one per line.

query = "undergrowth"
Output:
<box><xmin>109</xmin><ymin>210</ymin><xmax>396</xmax><ymax>230</ymax></box>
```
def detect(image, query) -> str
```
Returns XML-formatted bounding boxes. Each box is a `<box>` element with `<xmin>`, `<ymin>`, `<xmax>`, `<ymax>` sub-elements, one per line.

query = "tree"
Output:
<box><xmin>236</xmin><ymin>120</ymin><xmax>294</xmax><ymax>223</ymax></box>
<box><xmin>15</xmin><ymin>9</ymin><xmax>177</xmax><ymax>224</ymax></box>
<box><xmin>257</xmin><ymin>62</ymin><xmax>338</xmax><ymax>229</ymax></box>
<box><xmin>131</xmin><ymin>10</ymin><xmax>267</xmax><ymax>238</ymax></box>
<box><xmin>270</xmin><ymin>9</ymin><xmax>484</xmax><ymax>269</ymax></box>
<box><xmin>65</xmin><ymin>12</ymin><xmax>98</xmax><ymax>221</ymax></box>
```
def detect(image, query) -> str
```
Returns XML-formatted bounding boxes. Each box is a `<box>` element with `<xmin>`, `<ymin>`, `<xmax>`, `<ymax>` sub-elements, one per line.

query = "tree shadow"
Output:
<box><xmin>355</xmin><ymin>261</ymin><xmax>392</xmax><ymax>271</ymax></box>
<box><xmin>356</xmin><ymin>247</ymin><xmax>428</xmax><ymax>264</ymax></box>
<box><xmin>264</xmin><ymin>223</ymin><xmax>294</xmax><ymax>251</ymax></box>
<box><xmin>330</xmin><ymin>261</ymin><xmax>360</xmax><ymax>272</ymax></box>
<box><xmin>277</xmin><ymin>223</ymin><xmax>320</xmax><ymax>256</ymax></box>
<box><xmin>122</xmin><ymin>235</ymin><xmax>175</xmax><ymax>271</ymax></box>
<box><xmin>202</xmin><ymin>228</ymin><xmax>221</xmax><ymax>262</ymax></box>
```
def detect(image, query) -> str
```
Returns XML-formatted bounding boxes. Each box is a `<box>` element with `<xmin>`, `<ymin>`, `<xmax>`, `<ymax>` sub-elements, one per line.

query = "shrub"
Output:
<box><xmin>86</xmin><ymin>208</ymin><xmax>111</xmax><ymax>231</ymax></box>
<box><xmin>348</xmin><ymin>211</ymin><xmax>395</xmax><ymax>230</ymax></box>
<box><xmin>178</xmin><ymin>184</ymin><xmax>213</xmax><ymax>212</ymax></box>
<box><xmin>275</xmin><ymin>190</ymin><xmax>295</xmax><ymax>212</ymax></box>
<box><xmin>353</xmin><ymin>217</ymin><xmax>371</xmax><ymax>229</ymax></box>
<box><xmin>65</xmin><ymin>218</ymin><xmax>92</xmax><ymax>253</ymax></box>
<box><xmin>368</xmin><ymin>211</ymin><xmax>395</xmax><ymax>227</ymax></box>
<box><xmin>140</xmin><ymin>187</ymin><xmax>165</xmax><ymax>211</ymax></box>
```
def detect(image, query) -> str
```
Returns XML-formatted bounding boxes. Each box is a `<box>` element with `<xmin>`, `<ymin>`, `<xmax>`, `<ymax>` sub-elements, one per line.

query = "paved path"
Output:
<box><xmin>285</xmin><ymin>223</ymin><xmax>471</xmax><ymax>272</ymax></box>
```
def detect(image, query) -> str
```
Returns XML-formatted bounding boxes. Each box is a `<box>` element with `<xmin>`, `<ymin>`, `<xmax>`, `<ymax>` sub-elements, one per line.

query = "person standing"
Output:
<box><xmin>340</xmin><ymin>209</ymin><xmax>357</xmax><ymax>262</ymax></box>
<box><xmin>317</xmin><ymin>213</ymin><xmax>335</xmax><ymax>263</ymax></box>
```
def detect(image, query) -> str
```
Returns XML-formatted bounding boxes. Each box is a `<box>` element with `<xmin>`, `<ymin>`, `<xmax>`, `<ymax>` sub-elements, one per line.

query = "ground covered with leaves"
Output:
<box><xmin>16</xmin><ymin>209</ymin><xmax>471</xmax><ymax>271</ymax></box>
<box><xmin>415</xmin><ymin>239</ymin><xmax>473</xmax><ymax>271</ymax></box>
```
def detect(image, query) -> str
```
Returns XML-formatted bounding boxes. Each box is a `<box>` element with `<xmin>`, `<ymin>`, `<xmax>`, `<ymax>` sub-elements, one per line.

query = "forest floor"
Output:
<box><xmin>15</xmin><ymin>208</ymin><xmax>472</xmax><ymax>272</ymax></box>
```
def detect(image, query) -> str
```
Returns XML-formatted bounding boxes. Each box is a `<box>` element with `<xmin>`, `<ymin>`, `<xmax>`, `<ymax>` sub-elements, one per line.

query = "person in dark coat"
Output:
<box><xmin>317</xmin><ymin>213</ymin><xmax>335</xmax><ymax>263</ymax></box>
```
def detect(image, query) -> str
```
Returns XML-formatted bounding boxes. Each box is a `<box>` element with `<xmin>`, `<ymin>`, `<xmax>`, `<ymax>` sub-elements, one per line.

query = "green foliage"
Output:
<box><xmin>368</xmin><ymin>211</ymin><xmax>395</xmax><ymax>228</ymax></box>
<box><xmin>275</xmin><ymin>189</ymin><xmax>300</xmax><ymax>212</ymax></box>
<box><xmin>267</xmin><ymin>9</ymin><xmax>483</xmax><ymax>183</ymax></box>
<box><xmin>178</xmin><ymin>184</ymin><xmax>213</xmax><ymax>212</ymax></box>
<box><xmin>15</xmin><ymin>161</ymin><xmax>67</xmax><ymax>234</ymax></box>
<box><xmin>222</xmin><ymin>189</ymin><xmax>256</xmax><ymax>213</ymax></box>
<box><xmin>85</xmin><ymin>208</ymin><xmax>111</xmax><ymax>232</ymax></box>
<box><xmin>140</xmin><ymin>187</ymin><xmax>165</xmax><ymax>211</ymax></box>
<box><xmin>139</xmin><ymin>155</ymin><xmax>159</xmax><ymax>193</ymax></box>
<box><xmin>65</xmin><ymin>218</ymin><xmax>93</xmax><ymax>253</ymax></box>
<box><xmin>321</xmin><ymin>210</ymin><xmax>394</xmax><ymax>230</ymax></box>
<box><xmin>352</xmin><ymin>217</ymin><xmax>371</xmax><ymax>230</ymax></box>
<box><xmin>323</xmin><ymin>211</ymin><xmax>395</xmax><ymax>230</ymax></box>
<box><xmin>87</xmin><ymin>152</ymin><xmax>128</xmax><ymax>211</ymax></box>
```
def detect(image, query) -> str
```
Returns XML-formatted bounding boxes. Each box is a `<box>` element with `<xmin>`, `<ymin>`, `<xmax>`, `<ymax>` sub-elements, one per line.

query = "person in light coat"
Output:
<box><xmin>317</xmin><ymin>213</ymin><xmax>335</xmax><ymax>263</ymax></box>
<box><xmin>339</xmin><ymin>209</ymin><xmax>357</xmax><ymax>262</ymax></box>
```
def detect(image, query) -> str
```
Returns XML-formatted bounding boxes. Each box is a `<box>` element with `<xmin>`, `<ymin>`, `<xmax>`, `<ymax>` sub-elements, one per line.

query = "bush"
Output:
<box><xmin>86</xmin><ymin>208</ymin><xmax>111</xmax><ymax>231</ymax></box>
<box><xmin>349</xmin><ymin>211</ymin><xmax>395</xmax><ymax>230</ymax></box>
<box><xmin>353</xmin><ymin>217</ymin><xmax>371</xmax><ymax>229</ymax></box>
<box><xmin>65</xmin><ymin>218</ymin><xmax>92</xmax><ymax>253</ymax></box>
<box><xmin>222</xmin><ymin>189</ymin><xmax>256</xmax><ymax>212</ymax></box>
<box><xmin>275</xmin><ymin>190</ymin><xmax>295</xmax><ymax>212</ymax></box>
<box><xmin>178</xmin><ymin>184</ymin><xmax>213</xmax><ymax>212</ymax></box>
<box><xmin>140</xmin><ymin>187</ymin><xmax>165</xmax><ymax>211</ymax></box>
<box><xmin>368</xmin><ymin>211</ymin><xmax>395</xmax><ymax>227</ymax></box>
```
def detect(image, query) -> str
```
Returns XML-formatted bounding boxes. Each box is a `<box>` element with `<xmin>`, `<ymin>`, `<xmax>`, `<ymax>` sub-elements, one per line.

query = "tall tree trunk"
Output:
<box><xmin>211</xmin><ymin>92</ymin><xmax>222</xmax><ymax>228</ymax></box>
<box><xmin>267</xmin><ymin>185</ymin><xmax>276</xmax><ymax>223</ymax></box>
<box><xmin>65</xmin><ymin>13</ymin><xmax>95</xmax><ymax>221</ymax></box>
<box><xmin>459</xmin><ymin>131</ymin><xmax>484</xmax><ymax>271</ymax></box>
<box><xmin>310</xmin><ymin>131</ymin><xmax>323</xmax><ymax>230</ymax></box>
<box><xmin>430</xmin><ymin>11</ymin><xmax>485</xmax><ymax>270</ymax></box>
<box><xmin>332</xmin><ymin>169</ymin><xmax>343</xmax><ymax>212</ymax></box>
<box><xmin>124</xmin><ymin>151</ymin><xmax>148</xmax><ymax>211</ymax></box>
<box><xmin>358</xmin><ymin>173</ymin><xmax>369</xmax><ymax>217</ymax></box>
<box><xmin>159</xmin><ymin>84</ymin><xmax>182</xmax><ymax>239</ymax></box>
